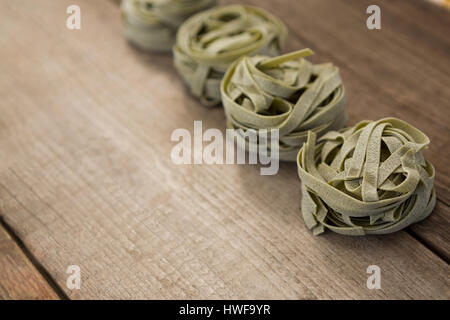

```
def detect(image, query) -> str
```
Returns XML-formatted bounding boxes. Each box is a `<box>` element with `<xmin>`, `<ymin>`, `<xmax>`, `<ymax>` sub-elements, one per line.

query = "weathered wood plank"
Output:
<box><xmin>0</xmin><ymin>224</ymin><xmax>59</xmax><ymax>300</ymax></box>
<box><xmin>0</xmin><ymin>0</ymin><xmax>448</xmax><ymax>299</ymax></box>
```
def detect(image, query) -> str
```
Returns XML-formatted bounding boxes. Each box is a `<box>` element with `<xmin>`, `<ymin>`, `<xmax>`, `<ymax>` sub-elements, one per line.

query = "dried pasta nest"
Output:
<box><xmin>121</xmin><ymin>0</ymin><xmax>218</xmax><ymax>52</ymax></box>
<box><xmin>297</xmin><ymin>118</ymin><xmax>436</xmax><ymax>236</ymax></box>
<box><xmin>221</xmin><ymin>49</ymin><xmax>347</xmax><ymax>161</ymax></box>
<box><xmin>174</xmin><ymin>5</ymin><xmax>287</xmax><ymax>106</ymax></box>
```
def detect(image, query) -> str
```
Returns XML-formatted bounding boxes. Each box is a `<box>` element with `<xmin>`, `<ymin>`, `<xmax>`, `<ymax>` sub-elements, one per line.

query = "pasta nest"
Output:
<box><xmin>297</xmin><ymin>118</ymin><xmax>436</xmax><ymax>236</ymax></box>
<box><xmin>121</xmin><ymin>0</ymin><xmax>218</xmax><ymax>52</ymax></box>
<box><xmin>221</xmin><ymin>49</ymin><xmax>346</xmax><ymax>161</ymax></box>
<box><xmin>174</xmin><ymin>5</ymin><xmax>287</xmax><ymax>106</ymax></box>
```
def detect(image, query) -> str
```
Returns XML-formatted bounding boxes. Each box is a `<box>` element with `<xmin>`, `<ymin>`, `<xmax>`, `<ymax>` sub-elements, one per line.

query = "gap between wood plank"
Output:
<box><xmin>437</xmin><ymin>198</ymin><xmax>450</xmax><ymax>208</ymax></box>
<box><xmin>407</xmin><ymin>199</ymin><xmax>450</xmax><ymax>264</ymax></box>
<box><xmin>407</xmin><ymin>231</ymin><xmax>449</xmax><ymax>265</ymax></box>
<box><xmin>0</xmin><ymin>217</ymin><xmax>69</xmax><ymax>300</ymax></box>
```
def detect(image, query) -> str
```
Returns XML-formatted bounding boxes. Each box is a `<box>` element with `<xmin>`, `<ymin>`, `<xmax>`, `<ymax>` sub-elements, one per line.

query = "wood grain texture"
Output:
<box><xmin>0</xmin><ymin>224</ymin><xmax>59</xmax><ymax>299</ymax></box>
<box><xmin>0</xmin><ymin>0</ymin><xmax>448</xmax><ymax>299</ymax></box>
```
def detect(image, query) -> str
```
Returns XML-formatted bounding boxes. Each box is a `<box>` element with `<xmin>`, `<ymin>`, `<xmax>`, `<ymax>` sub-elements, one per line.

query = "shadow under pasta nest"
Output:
<box><xmin>126</xmin><ymin>40</ymin><xmax>176</xmax><ymax>74</ymax></box>
<box><xmin>232</xmin><ymin>160</ymin><xmax>301</xmax><ymax>211</ymax></box>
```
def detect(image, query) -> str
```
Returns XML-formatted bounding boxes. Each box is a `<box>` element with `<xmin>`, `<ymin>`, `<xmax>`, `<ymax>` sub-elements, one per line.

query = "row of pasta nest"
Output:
<box><xmin>120</xmin><ymin>1</ymin><xmax>436</xmax><ymax>236</ymax></box>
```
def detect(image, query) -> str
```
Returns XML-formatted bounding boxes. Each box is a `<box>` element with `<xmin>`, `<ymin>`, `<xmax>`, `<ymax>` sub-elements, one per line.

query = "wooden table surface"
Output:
<box><xmin>0</xmin><ymin>0</ymin><xmax>449</xmax><ymax>299</ymax></box>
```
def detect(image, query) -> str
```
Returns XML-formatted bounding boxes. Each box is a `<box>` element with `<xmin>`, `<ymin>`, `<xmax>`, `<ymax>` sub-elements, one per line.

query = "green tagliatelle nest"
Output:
<box><xmin>221</xmin><ymin>49</ymin><xmax>347</xmax><ymax>161</ymax></box>
<box><xmin>121</xmin><ymin>0</ymin><xmax>218</xmax><ymax>52</ymax></box>
<box><xmin>297</xmin><ymin>118</ymin><xmax>436</xmax><ymax>236</ymax></box>
<box><xmin>173</xmin><ymin>5</ymin><xmax>287</xmax><ymax>106</ymax></box>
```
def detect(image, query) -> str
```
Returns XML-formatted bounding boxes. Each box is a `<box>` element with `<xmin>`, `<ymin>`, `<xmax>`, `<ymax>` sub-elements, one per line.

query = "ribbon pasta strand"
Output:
<box><xmin>221</xmin><ymin>49</ymin><xmax>347</xmax><ymax>161</ymax></box>
<box><xmin>174</xmin><ymin>5</ymin><xmax>287</xmax><ymax>106</ymax></box>
<box><xmin>121</xmin><ymin>0</ymin><xmax>218</xmax><ymax>52</ymax></box>
<box><xmin>297</xmin><ymin>118</ymin><xmax>436</xmax><ymax>236</ymax></box>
